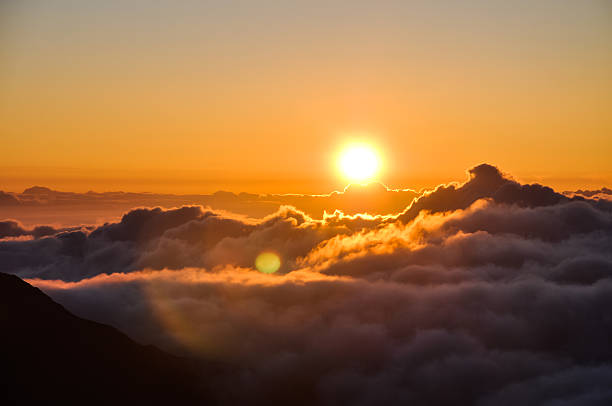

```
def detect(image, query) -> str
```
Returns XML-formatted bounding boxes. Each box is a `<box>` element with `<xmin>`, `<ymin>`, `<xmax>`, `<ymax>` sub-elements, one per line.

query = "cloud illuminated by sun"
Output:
<box><xmin>338</xmin><ymin>144</ymin><xmax>381</xmax><ymax>183</ymax></box>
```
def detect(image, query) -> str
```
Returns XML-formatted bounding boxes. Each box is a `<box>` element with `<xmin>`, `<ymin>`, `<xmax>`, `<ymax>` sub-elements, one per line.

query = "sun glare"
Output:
<box><xmin>339</xmin><ymin>144</ymin><xmax>380</xmax><ymax>182</ymax></box>
<box><xmin>255</xmin><ymin>252</ymin><xmax>281</xmax><ymax>274</ymax></box>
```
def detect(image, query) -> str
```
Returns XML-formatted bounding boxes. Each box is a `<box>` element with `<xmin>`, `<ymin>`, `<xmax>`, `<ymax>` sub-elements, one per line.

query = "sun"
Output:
<box><xmin>339</xmin><ymin>144</ymin><xmax>380</xmax><ymax>182</ymax></box>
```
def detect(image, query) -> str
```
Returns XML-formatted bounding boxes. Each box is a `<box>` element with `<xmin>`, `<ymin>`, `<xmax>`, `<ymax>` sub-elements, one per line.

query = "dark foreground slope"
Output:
<box><xmin>0</xmin><ymin>272</ymin><xmax>211</xmax><ymax>404</ymax></box>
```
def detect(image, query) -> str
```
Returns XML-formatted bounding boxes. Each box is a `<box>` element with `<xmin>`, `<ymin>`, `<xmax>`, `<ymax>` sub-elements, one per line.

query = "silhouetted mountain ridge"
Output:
<box><xmin>0</xmin><ymin>272</ymin><xmax>212</xmax><ymax>404</ymax></box>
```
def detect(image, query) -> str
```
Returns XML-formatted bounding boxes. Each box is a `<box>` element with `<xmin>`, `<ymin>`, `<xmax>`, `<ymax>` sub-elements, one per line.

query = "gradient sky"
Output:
<box><xmin>1</xmin><ymin>0</ymin><xmax>611</xmax><ymax>193</ymax></box>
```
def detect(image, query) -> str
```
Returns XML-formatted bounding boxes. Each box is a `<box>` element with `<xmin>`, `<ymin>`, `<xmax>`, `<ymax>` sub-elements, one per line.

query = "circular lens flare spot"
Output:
<box><xmin>255</xmin><ymin>252</ymin><xmax>281</xmax><ymax>274</ymax></box>
<box><xmin>339</xmin><ymin>145</ymin><xmax>380</xmax><ymax>182</ymax></box>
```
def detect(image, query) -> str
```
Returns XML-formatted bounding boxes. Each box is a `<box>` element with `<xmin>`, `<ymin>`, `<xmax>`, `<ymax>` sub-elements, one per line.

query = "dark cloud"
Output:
<box><xmin>0</xmin><ymin>191</ymin><xmax>20</xmax><ymax>206</ymax></box>
<box><xmin>396</xmin><ymin>164</ymin><xmax>582</xmax><ymax>223</ymax></box>
<box><xmin>4</xmin><ymin>163</ymin><xmax>604</xmax><ymax>282</ymax></box>
<box><xmin>4</xmin><ymin>163</ymin><xmax>612</xmax><ymax>404</ymax></box>
<box><xmin>0</xmin><ymin>204</ymin><xmax>358</xmax><ymax>280</ymax></box>
<box><xmin>35</xmin><ymin>269</ymin><xmax>612</xmax><ymax>405</ymax></box>
<box><xmin>0</xmin><ymin>181</ymin><xmax>418</xmax><ymax>226</ymax></box>
<box><xmin>565</xmin><ymin>187</ymin><xmax>612</xmax><ymax>201</ymax></box>
<box><xmin>0</xmin><ymin>219</ymin><xmax>60</xmax><ymax>239</ymax></box>
<box><xmin>0</xmin><ymin>220</ymin><xmax>27</xmax><ymax>238</ymax></box>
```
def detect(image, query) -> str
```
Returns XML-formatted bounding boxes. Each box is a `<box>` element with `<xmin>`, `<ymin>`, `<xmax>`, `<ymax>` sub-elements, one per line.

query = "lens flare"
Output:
<box><xmin>339</xmin><ymin>144</ymin><xmax>380</xmax><ymax>182</ymax></box>
<box><xmin>255</xmin><ymin>252</ymin><xmax>281</xmax><ymax>274</ymax></box>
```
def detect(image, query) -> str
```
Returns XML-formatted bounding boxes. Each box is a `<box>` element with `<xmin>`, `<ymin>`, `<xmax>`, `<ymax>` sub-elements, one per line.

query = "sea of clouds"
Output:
<box><xmin>2</xmin><ymin>164</ymin><xmax>612</xmax><ymax>405</ymax></box>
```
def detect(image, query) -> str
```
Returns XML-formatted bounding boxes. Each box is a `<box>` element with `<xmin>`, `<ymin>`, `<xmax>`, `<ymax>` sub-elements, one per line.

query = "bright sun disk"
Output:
<box><xmin>339</xmin><ymin>145</ymin><xmax>380</xmax><ymax>182</ymax></box>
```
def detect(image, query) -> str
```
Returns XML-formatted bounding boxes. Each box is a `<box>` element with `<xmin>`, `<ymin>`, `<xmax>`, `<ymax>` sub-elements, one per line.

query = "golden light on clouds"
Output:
<box><xmin>338</xmin><ymin>144</ymin><xmax>381</xmax><ymax>183</ymax></box>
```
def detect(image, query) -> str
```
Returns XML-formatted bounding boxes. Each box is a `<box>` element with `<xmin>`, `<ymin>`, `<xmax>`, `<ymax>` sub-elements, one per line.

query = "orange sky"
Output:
<box><xmin>1</xmin><ymin>1</ymin><xmax>611</xmax><ymax>194</ymax></box>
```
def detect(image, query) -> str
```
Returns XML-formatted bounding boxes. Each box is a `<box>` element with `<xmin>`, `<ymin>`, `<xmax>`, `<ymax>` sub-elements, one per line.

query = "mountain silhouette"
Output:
<box><xmin>0</xmin><ymin>272</ymin><xmax>212</xmax><ymax>404</ymax></box>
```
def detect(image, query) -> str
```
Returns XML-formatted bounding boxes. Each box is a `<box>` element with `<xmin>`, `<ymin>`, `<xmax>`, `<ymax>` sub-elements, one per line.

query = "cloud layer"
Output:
<box><xmin>0</xmin><ymin>181</ymin><xmax>419</xmax><ymax>226</ymax></box>
<box><xmin>3</xmin><ymin>164</ymin><xmax>612</xmax><ymax>405</ymax></box>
